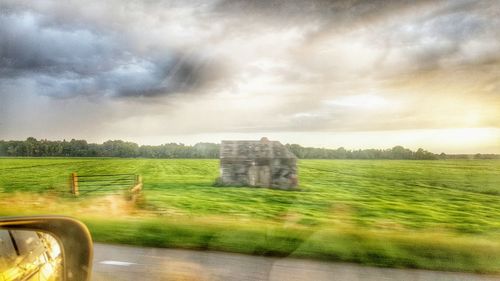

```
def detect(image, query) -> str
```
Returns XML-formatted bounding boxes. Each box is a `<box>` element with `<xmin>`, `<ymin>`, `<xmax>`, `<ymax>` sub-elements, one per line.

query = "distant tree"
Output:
<box><xmin>392</xmin><ymin>145</ymin><xmax>413</xmax><ymax>159</ymax></box>
<box><xmin>0</xmin><ymin>141</ymin><xmax>6</xmax><ymax>156</ymax></box>
<box><xmin>336</xmin><ymin>147</ymin><xmax>347</xmax><ymax>159</ymax></box>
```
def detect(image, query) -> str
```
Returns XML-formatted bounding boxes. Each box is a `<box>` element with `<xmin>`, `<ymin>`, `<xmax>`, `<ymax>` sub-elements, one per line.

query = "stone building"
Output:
<box><xmin>219</xmin><ymin>137</ymin><xmax>298</xmax><ymax>189</ymax></box>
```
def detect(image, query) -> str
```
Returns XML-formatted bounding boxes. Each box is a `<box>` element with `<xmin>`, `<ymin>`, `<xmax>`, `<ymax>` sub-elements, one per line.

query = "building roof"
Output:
<box><xmin>220</xmin><ymin>138</ymin><xmax>297</xmax><ymax>159</ymax></box>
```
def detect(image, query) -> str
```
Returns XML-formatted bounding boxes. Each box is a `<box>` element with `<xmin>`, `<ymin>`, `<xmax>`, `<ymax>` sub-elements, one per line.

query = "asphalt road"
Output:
<box><xmin>91</xmin><ymin>243</ymin><xmax>500</xmax><ymax>281</ymax></box>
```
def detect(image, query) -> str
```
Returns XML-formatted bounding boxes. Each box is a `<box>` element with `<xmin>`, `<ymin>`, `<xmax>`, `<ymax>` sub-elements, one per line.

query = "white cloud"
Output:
<box><xmin>324</xmin><ymin>94</ymin><xmax>390</xmax><ymax>109</ymax></box>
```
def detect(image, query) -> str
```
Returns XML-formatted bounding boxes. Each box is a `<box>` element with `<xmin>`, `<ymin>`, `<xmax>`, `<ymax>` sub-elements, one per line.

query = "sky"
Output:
<box><xmin>0</xmin><ymin>0</ymin><xmax>499</xmax><ymax>153</ymax></box>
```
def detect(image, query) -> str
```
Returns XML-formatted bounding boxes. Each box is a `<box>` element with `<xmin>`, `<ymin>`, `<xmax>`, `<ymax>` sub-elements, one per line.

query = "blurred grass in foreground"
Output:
<box><xmin>0</xmin><ymin>158</ymin><xmax>499</xmax><ymax>273</ymax></box>
<box><xmin>85</xmin><ymin>217</ymin><xmax>500</xmax><ymax>273</ymax></box>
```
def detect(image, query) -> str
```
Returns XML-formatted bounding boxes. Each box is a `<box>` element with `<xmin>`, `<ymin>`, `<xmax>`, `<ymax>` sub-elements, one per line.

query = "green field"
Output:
<box><xmin>1</xmin><ymin>158</ymin><xmax>500</xmax><ymax>273</ymax></box>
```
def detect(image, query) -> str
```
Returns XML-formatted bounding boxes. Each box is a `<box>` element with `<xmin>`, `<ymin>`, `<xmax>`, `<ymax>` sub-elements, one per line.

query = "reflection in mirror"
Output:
<box><xmin>0</xmin><ymin>229</ymin><xmax>63</xmax><ymax>281</ymax></box>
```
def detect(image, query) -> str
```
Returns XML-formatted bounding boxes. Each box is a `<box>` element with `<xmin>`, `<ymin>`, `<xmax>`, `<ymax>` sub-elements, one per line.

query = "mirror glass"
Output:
<box><xmin>0</xmin><ymin>229</ymin><xmax>63</xmax><ymax>281</ymax></box>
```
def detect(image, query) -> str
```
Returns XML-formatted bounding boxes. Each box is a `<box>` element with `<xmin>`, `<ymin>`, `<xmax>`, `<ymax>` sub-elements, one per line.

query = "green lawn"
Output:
<box><xmin>1</xmin><ymin>158</ymin><xmax>499</xmax><ymax>273</ymax></box>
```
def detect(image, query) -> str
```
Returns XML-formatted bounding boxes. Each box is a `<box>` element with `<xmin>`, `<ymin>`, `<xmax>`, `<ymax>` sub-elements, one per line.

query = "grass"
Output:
<box><xmin>0</xmin><ymin>158</ymin><xmax>499</xmax><ymax>273</ymax></box>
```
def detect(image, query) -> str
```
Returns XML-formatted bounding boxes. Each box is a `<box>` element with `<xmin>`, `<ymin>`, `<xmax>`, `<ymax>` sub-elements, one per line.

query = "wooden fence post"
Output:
<box><xmin>130</xmin><ymin>175</ymin><xmax>143</xmax><ymax>204</ymax></box>
<box><xmin>131</xmin><ymin>175</ymin><xmax>142</xmax><ymax>193</ymax></box>
<box><xmin>70</xmin><ymin>172</ymin><xmax>79</xmax><ymax>196</ymax></box>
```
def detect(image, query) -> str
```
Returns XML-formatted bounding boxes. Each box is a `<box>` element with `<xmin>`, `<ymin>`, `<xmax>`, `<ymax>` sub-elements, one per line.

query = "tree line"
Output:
<box><xmin>285</xmin><ymin>144</ymin><xmax>441</xmax><ymax>160</ymax></box>
<box><xmin>0</xmin><ymin>138</ymin><xmax>218</xmax><ymax>158</ymax></box>
<box><xmin>0</xmin><ymin>137</ymin><xmax>498</xmax><ymax>159</ymax></box>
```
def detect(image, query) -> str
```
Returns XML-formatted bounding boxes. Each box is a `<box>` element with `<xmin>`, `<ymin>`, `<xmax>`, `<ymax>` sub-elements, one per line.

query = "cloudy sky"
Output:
<box><xmin>0</xmin><ymin>0</ymin><xmax>499</xmax><ymax>153</ymax></box>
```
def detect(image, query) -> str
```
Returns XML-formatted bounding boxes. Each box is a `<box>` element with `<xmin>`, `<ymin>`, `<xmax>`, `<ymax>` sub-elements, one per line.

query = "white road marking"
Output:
<box><xmin>100</xmin><ymin>260</ymin><xmax>136</xmax><ymax>266</ymax></box>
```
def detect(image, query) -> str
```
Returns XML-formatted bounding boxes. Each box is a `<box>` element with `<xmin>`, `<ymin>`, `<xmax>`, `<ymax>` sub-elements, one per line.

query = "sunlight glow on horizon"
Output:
<box><xmin>101</xmin><ymin>127</ymin><xmax>500</xmax><ymax>154</ymax></box>
<box><xmin>324</xmin><ymin>94</ymin><xmax>391</xmax><ymax>109</ymax></box>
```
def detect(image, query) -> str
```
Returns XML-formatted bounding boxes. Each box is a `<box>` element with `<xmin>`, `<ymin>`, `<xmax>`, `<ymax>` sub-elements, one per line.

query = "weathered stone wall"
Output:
<box><xmin>220</xmin><ymin>159</ymin><xmax>254</xmax><ymax>186</ymax></box>
<box><xmin>219</xmin><ymin>139</ymin><xmax>298</xmax><ymax>189</ymax></box>
<box><xmin>220</xmin><ymin>158</ymin><xmax>297</xmax><ymax>189</ymax></box>
<box><xmin>270</xmin><ymin>158</ymin><xmax>297</xmax><ymax>189</ymax></box>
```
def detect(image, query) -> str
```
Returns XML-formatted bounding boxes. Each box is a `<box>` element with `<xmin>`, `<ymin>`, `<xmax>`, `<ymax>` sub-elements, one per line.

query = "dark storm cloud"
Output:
<box><xmin>400</xmin><ymin>3</ymin><xmax>499</xmax><ymax>71</ymax></box>
<box><xmin>212</xmin><ymin>0</ymin><xmax>436</xmax><ymax>34</ymax></box>
<box><xmin>0</xmin><ymin>11</ymin><xmax>119</xmax><ymax>77</ymax></box>
<box><xmin>358</xmin><ymin>0</ymin><xmax>500</xmax><ymax>80</ymax></box>
<box><xmin>0</xmin><ymin>7</ymin><xmax>219</xmax><ymax>99</ymax></box>
<box><xmin>109</xmin><ymin>53</ymin><xmax>219</xmax><ymax>98</ymax></box>
<box><xmin>213</xmin><ymin>0</ymin><xmax>409</xmax><ymax>22</ymax></box>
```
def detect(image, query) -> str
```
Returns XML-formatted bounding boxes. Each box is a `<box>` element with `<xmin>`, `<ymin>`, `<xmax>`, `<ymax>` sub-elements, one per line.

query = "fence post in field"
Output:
<box><xmin>131</xmin><ymin>175</ymin><xmax>143</xmax><ymax>193</ymax></box>
<box><xmin>70</xmin><ymin>172</ymin><xmax>79</xmax><ymax>196</ymax></box>
<box><xmin>130</xmin><ymin>175</ymin><xmax>143</xmax><ymax>203</ymax></box>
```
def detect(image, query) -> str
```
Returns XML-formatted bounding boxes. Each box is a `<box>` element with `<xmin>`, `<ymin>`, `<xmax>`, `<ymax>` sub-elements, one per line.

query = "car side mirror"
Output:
<box><xmin>0</xmin><ymin>216</ymin><xmax>93</xmax><ymax>281</ymax></box>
